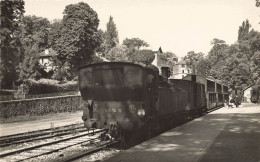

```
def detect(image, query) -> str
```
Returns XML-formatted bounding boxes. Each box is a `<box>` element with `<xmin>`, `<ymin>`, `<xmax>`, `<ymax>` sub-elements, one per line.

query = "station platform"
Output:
<box><xmin>0</xmin><ymin>111</ymin><xmax>83</xmax><ymax>136</ymax></box>
<box><xmin>107</xmin><ymin>103</ymin><xmax>260</xmax><ymax>162</ymax></box>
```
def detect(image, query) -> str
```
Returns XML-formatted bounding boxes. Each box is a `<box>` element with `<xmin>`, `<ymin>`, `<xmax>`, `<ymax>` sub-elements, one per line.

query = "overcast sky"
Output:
<box><xmin>24</xmin><ymin>0</ymin><xmax>260</xmax><ymax>57</ymax></box>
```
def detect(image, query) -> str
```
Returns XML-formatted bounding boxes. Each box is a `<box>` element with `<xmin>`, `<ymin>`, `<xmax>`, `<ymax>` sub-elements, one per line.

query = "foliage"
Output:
<box><xmin>197</xmin><ymin>20</ymin><xmax>260</xmax><ymax>94</ymax></box>
<box><xmin>95</xmin><ymin>29</ymin><xmax>107</xmax><ymax>56</ymax></box>
<box><xmin>256</xmin><ymin>0</ymin><xmax>260</xmax><ymax>7</ymax></box>
<box><xmin>128</xmin><ymin>49</ymin><xmax>155</xmax><ymax>65</ymax></box>
<box><xmin>238</xmin><ymin>19</ymin><xmax>250</xmax><ymax>41</ymax></box>
<box><xmin>105</xmin><ymin>45</ymin><xmax>129</xmax><ymax>62</ymax></box>
<box><xmin>184</xmin><ymin>51</ymin><xmax>204</xmax><ymax>73</ymax></box>
<box><xmin>123</xmin><ymin>38</ymin><xmax>149</xmax><ymax>50</ymax></box>
<box><xmin>0</xmin><ymin>95</ymin><xmax>82</xmax><ymax>118</ymax></box>
<box><xmin>17</xmin><ymin>15</ymin><xmax>50</xmax><ymax>82</ymax></box>
<box><xmin>25</xmin><ymin>79</ymin><xmax>78</xmax><ymax>94</ymax></box>
<box><xmin>51</xmin><ymin>59</ymin><xmax>72</xmax><ymax>81</ymax></box>
<box><xmin>196</xmin><ymin>58</ymin><xmax>211</xmax><ymax>77</ymax></box>
<box><xmin>104</xmin><ymin>16</ymin><xmax>119</xmax><ymax>52</ymax></box>
<box><xmin>51</xmin><ymin>2</ymin><xmax>101</xmax><ymax>78</ymax></box>
<box><xmin>0</xmin><ymin>0</ymin><xmax>25</xmax><ymax>88</ymax></box>
<box><xmin>157</xmin><ymin>52</ymin><xmax>177</xmax><ymax>72</ymax></box>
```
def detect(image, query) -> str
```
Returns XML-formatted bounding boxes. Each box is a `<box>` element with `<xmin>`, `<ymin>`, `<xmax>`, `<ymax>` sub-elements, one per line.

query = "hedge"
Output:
<box><xmin>26</xmin><ymin>79</ymin><xmax>78</xmax><ymax>94</ymax></box>
<box><xmin>0</xmin><ymin>95</ymin><xmax>85</xmax><ymax>119</ymax></box>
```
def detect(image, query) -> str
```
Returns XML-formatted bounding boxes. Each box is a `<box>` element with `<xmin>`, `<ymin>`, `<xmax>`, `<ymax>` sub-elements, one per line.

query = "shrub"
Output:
<box><xmin>25</xmin><ymin>79</ymin><xmax>78</xmax><ymax>94</ymax></box>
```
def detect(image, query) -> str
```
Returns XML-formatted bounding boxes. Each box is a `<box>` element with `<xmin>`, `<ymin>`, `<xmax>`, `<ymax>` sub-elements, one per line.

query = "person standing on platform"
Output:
<box><xmin>234</xmin><ymin>95</ymin><xmax>239</xmax><ymax>108</ymax></box>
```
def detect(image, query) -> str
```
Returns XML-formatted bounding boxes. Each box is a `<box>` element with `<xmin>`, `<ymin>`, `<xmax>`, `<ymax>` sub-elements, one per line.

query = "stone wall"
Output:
<box><xmin>0</xmin><ymin>95</ymin><xmax>83</xmax><ymax>118</ymax></box>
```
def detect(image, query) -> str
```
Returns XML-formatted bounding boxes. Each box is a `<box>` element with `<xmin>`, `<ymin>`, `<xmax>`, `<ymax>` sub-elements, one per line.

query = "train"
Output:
<box><xmin>78</xmin><ymin>62</ymin><xmax>228</xmax><ymax>141</ymax></box>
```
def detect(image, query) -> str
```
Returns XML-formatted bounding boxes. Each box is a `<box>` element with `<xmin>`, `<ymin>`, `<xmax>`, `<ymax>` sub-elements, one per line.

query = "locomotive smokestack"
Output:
<box><xmin>161</xmin><ymin>67</ymin><xmax>170</xmax><ymax>80</ymax></box>
<box><xmin>191</xmin><ymin>75</ymin><xmax>196</xmax><ymax>82</ymax></box>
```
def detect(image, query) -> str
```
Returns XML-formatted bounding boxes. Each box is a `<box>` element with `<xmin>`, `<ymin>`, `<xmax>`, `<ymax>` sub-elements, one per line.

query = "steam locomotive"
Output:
<box><xmin>78</xmin><ymin>62</ymin><xmax>228</xmax><ymax>140</ymax></box>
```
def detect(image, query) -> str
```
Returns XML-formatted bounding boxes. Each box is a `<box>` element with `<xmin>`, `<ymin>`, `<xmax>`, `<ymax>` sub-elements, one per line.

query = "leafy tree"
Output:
<box><xmin>184</xmin><ymin>51</ymin><xmax>204</xmax><ymax>74</ymax></box>
<box><xmin>51</xmin><ymin>2</ymin><xmax>101</xmax><ymax>79</ymax></box>
<box><xmin>0</xmin><ymin>0</ymin><xmax>25</xmax><ymax>88</ymax></box>
<box><xmin>48</xmin><ymin>19</ymin><xmax>62</xmax><ymax>48</ymax></box>
<box><xmin>238</xmin><ymin>19</ymin><xmax>250</xmax><ymax>41</ymax></box>
<box><xmin>256</xmin><ymin>0</ymin><xmax>260</xmax><ymax>7</ymax></box>
<box><xmin>208</xmin><ymin>38</ymin><xmax>228</xmax><ymax>64</ymax></box>
<box><xmin>196</xmin><ymin>58</ymin><xmax>211</xmax><ymax>77</ymax></box>
<box><xmin>104</xmin><ymin>16</ymin><xmax>119</xmax><ymax>52</ymax></box>
<box><xmin>123</xmin><ymin>38</ymin><xmax>149</xmax><ymax>50</ymax></box>
<box><xmin>18</xmin><ymin>15</ymin><xmax>50</xmax><ymax>82</ymax></box>
<box><xmin>129</xmin><ymin>49</ymin><xmax>155</xmax><ymax>65</ymax></box>
<box><xmin>95</xmin><ymin>29</ymin><xmax>107</xmax><ymax>56</ymax></box>
<box><xmin>105</xmin><ymin>45</ymin><xmax>129</xmax><ymax>62</ymax></box>
<box><xmin>157</xmin><ymin>51</ymin><xmax>177</xmax><ymax>72</ymax></box>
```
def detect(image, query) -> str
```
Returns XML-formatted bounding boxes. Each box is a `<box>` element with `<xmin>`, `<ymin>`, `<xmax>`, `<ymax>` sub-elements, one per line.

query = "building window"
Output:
<box><xmin>188</xmin><ymin>70</ymin><xmax>190</xmax><ymax>73</ymax></box>
<box><xmin>182</xmin><ymin>75</ymin><xmax>184</xmax><ymax>78</ymax></box>
<box><xmin>182</xmin><ymin>64</ymin><xmax>185</xmax><ymax>67</ymax></box>
<box><xmin>182</xmin><ymin>70</ymin><xmax>184</xmax><ymax>73</ymax></box>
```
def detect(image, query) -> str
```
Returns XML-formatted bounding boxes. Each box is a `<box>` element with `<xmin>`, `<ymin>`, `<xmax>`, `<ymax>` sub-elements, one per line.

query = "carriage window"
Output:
<box><xmin>125</xmin><ymin>70</ymin><xmax>143</xmax><ymax>86</ymax></box>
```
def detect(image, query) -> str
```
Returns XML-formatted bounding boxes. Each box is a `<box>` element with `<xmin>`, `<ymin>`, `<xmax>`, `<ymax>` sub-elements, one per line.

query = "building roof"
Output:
<box><xmin>39</xmin><ymin>48</ymin><xmax>57</xmax><ymax>58</ymax></box>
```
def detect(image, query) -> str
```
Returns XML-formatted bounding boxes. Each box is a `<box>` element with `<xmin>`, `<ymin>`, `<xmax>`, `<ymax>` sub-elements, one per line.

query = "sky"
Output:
<box><xmin>24</xmin><ymin>0</ymin><xmax>260</xmax><ymax>57</ymax></box>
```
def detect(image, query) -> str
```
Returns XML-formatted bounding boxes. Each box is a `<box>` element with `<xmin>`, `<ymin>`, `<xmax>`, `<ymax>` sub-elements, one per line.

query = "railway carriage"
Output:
<box><xmin>183</xmin><ymin>74</ymin><xmax>227</xmax><ymax>110</ymax></box>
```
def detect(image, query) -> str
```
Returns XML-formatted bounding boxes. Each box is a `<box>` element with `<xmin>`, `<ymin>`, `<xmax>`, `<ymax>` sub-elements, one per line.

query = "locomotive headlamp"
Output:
<box><xmin>137</xmin><ymin>108</ymin><xmax>145</xmax><ymax>116</ymax></box>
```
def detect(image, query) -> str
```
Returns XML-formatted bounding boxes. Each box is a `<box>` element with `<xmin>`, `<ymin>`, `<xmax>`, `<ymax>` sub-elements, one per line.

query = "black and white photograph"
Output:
<box><xmin>0</xmin><ymin>0</ymin><xmax>260</xmax><ymax>161</ymax></box>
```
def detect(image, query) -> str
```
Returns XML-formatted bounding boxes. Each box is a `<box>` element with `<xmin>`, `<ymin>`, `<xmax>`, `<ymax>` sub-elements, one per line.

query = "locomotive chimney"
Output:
<box><xmin>161</xmin><ymin>67</ymin><xmax>171</xmax><ymax>80</ymax></box>
<box><xmin>191</xmin><ymin>75</ymin><xmax>196</xmax><ymax>82</ymax></box>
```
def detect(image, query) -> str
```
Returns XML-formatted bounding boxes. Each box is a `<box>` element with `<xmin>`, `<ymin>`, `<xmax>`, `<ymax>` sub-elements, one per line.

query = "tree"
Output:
<box><xmin>157</xmin><ymin>51</ymin><xmax>177</xmax><ymax>72</ymax></box>
<box><xmin>196</xmin><ymin>58</ymin><xmax>211</xmax><ymax>77</ymax></box>
<box><xmin>105</xmin><ymin>45</ymin><xmax>129</xmax><ymax>62</ymax></box>
<box><xmin>18</xmin><ymin>15</ymin><xmax>50</xmax><ymax>81</ymax></box>
<box><xmin>123</xmin><ymin>38</ymin><xmax>149</xmax><ymax>50</ymax></box>
<box><xmin>95</xmin><ymin>29</ymin><xmax>107</xmax><ymax>56</ymax></box>
<box><xmin>129</xmin><ymin>49</ymin><xmax>155</xmax><ymax>65</ymax></box>
<box><xmin>238</xmin><ymin>19</ymin><xmax>250</xmax><ymax>41</ymax></box>
<box><xmin>48</xmin><ymin>19</ymin><xmax>62</xmax><ymax>48</ymax></box>
<box><xmin>184</xmin><ymin>51</ymin><xmax>204</xmax><ymax>74</ymax></box>
<box><xmin>0</xmin><ymin>0</ymin><xmax>25</xmax><ymax>88</ymax></box>
<box><xmin>104</xmin><ymin>16</ymin><xmax>119</xmax><ymax>52</ymax></box>
<box><xmin>256</xmin><ymin>0</ymin><xmax>260</xmax><ymax>7</ymax></box>
<box><xmin>51</xmin><ymin>2</ymin><xmax>101</xmax><ymax>79</ymax></box>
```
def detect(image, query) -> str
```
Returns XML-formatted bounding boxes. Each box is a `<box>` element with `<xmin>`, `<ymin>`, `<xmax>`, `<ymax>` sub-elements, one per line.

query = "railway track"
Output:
<box><xmin>0</xmin><ymin>129</ymin><xmax>108</xmax><ymax>161</ymax></box>
<box><xmin>60</xmin><ymin>140</ymin><xmax>118</xmax><ymax>162</ymax></box>
<box><xmin>0</xmin><ymin>123</ymin><xmax>84</xmax><ymax>147</ymax></box>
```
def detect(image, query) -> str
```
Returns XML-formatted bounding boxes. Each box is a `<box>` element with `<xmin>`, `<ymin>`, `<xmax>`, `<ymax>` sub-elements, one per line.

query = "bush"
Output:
<box><xmin>0</xmin><ymin>95</ymin><xmax>83</xmax><ymax>118</ymax></box>
<box><xmin>25</xmin><ymin>79</ymin><xmax>78</xmax><ymax>94</ymax></box>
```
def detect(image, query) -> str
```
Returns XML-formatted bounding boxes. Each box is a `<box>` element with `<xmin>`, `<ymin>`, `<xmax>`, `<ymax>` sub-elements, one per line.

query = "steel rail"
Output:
<box><xmin>17</xmin><ymin>137</ymin><xmax>100</xmax><ymax>162</ymax></box>
<box><xmin>0</xmin><ymin>127</ymin><xmax>86</xmax><ymax>147</ymax></box>
<box><xmin>60</xmin><ymin>140</ymin><xmax>118</xmax><ymax>162</ymax></box>
<box><xmin>0</xmin><ymin>123</ymin><xmax>83</xmax><ymax>142</ymax></box>
<box><xmin>0</xmin><ymin>129</ymin><xmax>105</xmax><ymax>158</ymax></box>
<box><xmin>0</xmin><ymin>124</ymin><xmax>84</xmax><ymax>145</ymax></box>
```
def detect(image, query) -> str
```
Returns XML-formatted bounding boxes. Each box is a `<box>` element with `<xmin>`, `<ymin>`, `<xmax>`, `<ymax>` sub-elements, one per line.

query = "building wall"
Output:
<box><xmin>171</xmin><ymin>64</ymin><xmax>191</xmax><ymax>79</ymax></box>
<box><xmin>243</xmin><ymin>87</ymin><xmax>252</xmax><ymax>102</ymax></box>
